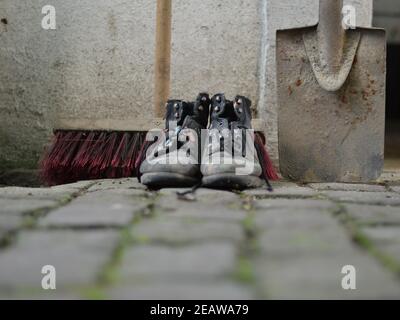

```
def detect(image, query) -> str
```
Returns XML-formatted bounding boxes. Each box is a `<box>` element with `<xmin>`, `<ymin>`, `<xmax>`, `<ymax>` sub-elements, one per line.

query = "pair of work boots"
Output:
<box><xmin>138</xmin><ymin>93</ymin><xmax>277</xmax><ymax>190</ymax></box>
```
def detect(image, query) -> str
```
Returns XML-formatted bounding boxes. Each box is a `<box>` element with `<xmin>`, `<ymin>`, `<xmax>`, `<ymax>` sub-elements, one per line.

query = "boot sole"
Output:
<box><xmin>141</xmin><ymin>172</ymin><xmax>199</xmax><ymax>189</ymax></box>
<box><xmin>202</xmin><ymin>173</ymin><xmax>264</xmax><ymax>190</ymax></box>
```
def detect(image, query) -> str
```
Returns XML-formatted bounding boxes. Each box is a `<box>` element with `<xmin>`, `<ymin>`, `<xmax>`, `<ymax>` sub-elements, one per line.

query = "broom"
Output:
<box><xmin>40</xmin><ymin>0</ymin><xmax>172</xmax><ymax>185</ymax></box>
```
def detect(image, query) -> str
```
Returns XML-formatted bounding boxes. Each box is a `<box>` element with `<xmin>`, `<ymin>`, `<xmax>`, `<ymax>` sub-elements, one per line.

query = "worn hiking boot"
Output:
<box><xmin>200</xmin><ymin>94</ymin><xmax>269</xmax><ymax>190</ymax></box>
<box><xmin>139</xmin><ymin>93</ymin><xmax>211</xmax><ymax>188</ymax></box>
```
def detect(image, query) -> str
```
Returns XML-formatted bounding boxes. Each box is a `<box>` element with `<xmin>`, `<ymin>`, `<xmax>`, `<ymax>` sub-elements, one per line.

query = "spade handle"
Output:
<box><xmin>317</xmin><ymin>0</ymin><xmax>345</xmax><ymax>73</ymax></box>
<box><xmin>154</xmin><ymin>0</ymin><xmax>172</xmax><ymax>118</ymax></box>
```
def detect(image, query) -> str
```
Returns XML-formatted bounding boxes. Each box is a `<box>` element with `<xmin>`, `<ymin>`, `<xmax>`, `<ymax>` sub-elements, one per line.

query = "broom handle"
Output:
<box><xmin>317</xmin><ymin>0</ymin><xmax>345</xmax><ymax>72</ymax></box>
<box><xmin>154</xmin><ymin>0</ymin><xmax>172</xmax><ymax>118</ymax></box>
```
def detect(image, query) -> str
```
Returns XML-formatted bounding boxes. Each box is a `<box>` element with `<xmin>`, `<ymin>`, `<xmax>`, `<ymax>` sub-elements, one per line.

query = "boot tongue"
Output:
<box><xmin>165</xmin><ymin>100</ymin><xmax>193</xmax><ymax>131</ymax></box>
<box><xmin>231</xmin><ymin>96</ymin><xmax>253</xmax><ymax>130</ymax></box>
<box><xmin>209</xmin><ymin>94</ymin><xmax>253</xmax><ymax>131</ymax></box>
<box><xmin>209</xmin><ymin>94</ymin><xmax>235</xmax><ymax>130</ymax></box>
<box><xmin>182</xmin><ymin>93</ymin><xmax>210</xmax><ymax>130</ymax></box>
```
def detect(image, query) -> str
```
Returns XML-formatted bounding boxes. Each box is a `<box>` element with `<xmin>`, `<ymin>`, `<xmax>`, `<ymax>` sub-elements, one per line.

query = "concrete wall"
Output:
<box><xmin>0</xmin><ymin>0</ymin><xmax>156</xmax><ymax>171</ymax></box>
<box><xmin>374</xmin><ymin>0</ymin><xmax>400</xmax><ymax>44</ymax></box>
<box><xmin>0</xmin><ymin>0</ymin><xmax>373</xmax><ymax>171</ymax></box>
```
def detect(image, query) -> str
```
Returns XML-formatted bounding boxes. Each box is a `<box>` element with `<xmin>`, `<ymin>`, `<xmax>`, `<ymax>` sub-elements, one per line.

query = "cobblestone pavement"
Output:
<box><xmin>1</xmin><ymin>171</ymin><xmax>400</xmax><ymax>299</ymax></box>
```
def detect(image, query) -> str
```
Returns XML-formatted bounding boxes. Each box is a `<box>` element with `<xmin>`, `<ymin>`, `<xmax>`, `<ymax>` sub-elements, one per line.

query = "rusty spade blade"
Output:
<box><xmin>276</xmin><ymin>0</ymin><xmax>386</xmax><ymax>182</ymax></box>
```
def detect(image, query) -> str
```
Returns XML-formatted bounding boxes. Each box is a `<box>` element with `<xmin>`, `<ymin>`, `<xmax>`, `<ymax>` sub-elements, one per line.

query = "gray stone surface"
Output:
<box><xmin>108</xmin><ymin>281</ymin><xmax>253</xmax><ymax>300</ymax></box>
<box><xmin>344</xmin><ymin>204</ymin><xmax>400</xmax><ymax>225</ymax></box>
<box><xmin>362</xmin><ymin>226</ymin><xmax>400</xmax><ymax>264</ymax></box>
<box><xmin>0</xmin><ymin>230</ymin><xmax>119</xmax><ymax>290</ymax></box>
<box><xmin>0</xmin><ymin>180</ymin><xmax>93</xmax><ymax>200</ymax></box>
<box><xmin>39</xmin><ymin>190</ymin><xmax>147</xmax><ymax>228</ymax></box>
<box><xmin>323</xmin><ymin>191</ymin><xmax>400</xmax><ymax>206</ymax></box>
<box><xmin>0</xmin><ymin>198</ymin><xmax>58</xmax><ymax>214</ymax></box>
<box><xmin>244</xmin><ymin>185</ymin><xmax>318</xmax><ymax>198</ymax></box>
<box><xmin>253</xmin><ymin>199</ymin><xmax>336</xmax><ymax>211</ymax></box>
<box><xmin>156</xmin><ymin>189</ymin><xmax>246</xmax><ymax>221</ymax></box>
<box><xmin>390</xmin><ymin>186</ymin><xmax>400</xmax><ymax>193</ymax></box>
<box><xmin>87</xmin><ymin>178</ymin><xmax>146</xmax><ymax>192</ymax></box>
<box><xmin>0</xmin><ymin>214</ymin><xmax>23</xmax><ymax>232</ymax></box>
<box><xmin>362</xmin><ymin>226</ymin><xmax>400</xmax><ymax>244</ymax></box>
<box><xmin>377</xmin><ymin>171</ymin><xmax>400</xmax><ymax>183</ymax></box>
<box><xmin>254</xmin><ymin>255</ymin><xmax>400</xmax><ymax>299</ymax></box>
<box><xmin>252</xmin><ymin>207</ymin><xmax>400</xmax><ymax>299</ymax></box>
<box><xmin>1</xmin><ymin>172</ymin><xmax>400</xmax><ymax>299</ymax></box>
<box><xmin>309</xmin><ymin>183</ymin><xmax>387</xmax><ymax>192</ymax></box>
<box><xmin>118</xmin><ymin>243</ymin><xmax>237</xmax><ymax>282</ymax></box>
<box><xmin>131</xmin><ymin>215</ymin><xmax>244</xmax><ymax>245</ymax></box>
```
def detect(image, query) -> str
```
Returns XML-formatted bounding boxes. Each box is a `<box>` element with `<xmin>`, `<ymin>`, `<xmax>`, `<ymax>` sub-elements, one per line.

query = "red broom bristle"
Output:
<box><xmin>134</xmin><ymin>138</ymin><xmax>155</xmax><ymax>181</ymax></box>
<box><xmin>254</xmin><ymin>132</ymin><xmax>279</xmax><ymax>181</ymax></box>
<box><xmin>109</xmin><ymin>132</ymin><xmax>129</xmax><ymax>178</ymax></box>
<box><xmin>39</xmin><ymin>131</ymin><xmax>147</xmax><ymax>186</ymax></box>
<box><xmin>122</xmin><ymin>133</ymin><xmax>141</xmax><ymax>177</ymax></box>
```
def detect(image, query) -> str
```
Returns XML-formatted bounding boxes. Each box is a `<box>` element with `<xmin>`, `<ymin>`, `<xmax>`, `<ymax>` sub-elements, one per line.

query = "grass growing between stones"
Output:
<box><xmin>232</xmin><ymin>195</ymin><xmax>258</xmax><ymax>288</ymax></box>
<box><xmin>83</xmin><ymin>201</ymin><xmax>157</xmax><ymax>299</ymax></box>
<box><xmin>333</xmin><ymin>203</ymin><xmax>400</xmax><ymax>278</ymax></box>
<box><xmin>233</xmin><ymin>257</ymin><xmax>256</xmax><ymax>284</ymax></box>
<box><xmin>0</xmin><ymin>231</ymin><xmax>17</xmax><ymax>249</ymax></box>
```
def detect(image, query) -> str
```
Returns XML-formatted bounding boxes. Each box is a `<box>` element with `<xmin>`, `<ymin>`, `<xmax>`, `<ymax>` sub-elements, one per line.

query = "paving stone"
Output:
<box><xmin>377</xmin><ymin>171</ymin><xmax>400</xmax><ymax>183</ymax></box>
<box><xmin>0</xmin><ymin>289</ymin><xmax>81</xmax><ymax>300</ymax></box>
<box><xmin>252</xmin><ymin>208</ymin><xmax>400</xmax><ymax>299</ymax></box>
<box><xmin>244</xmin><ymin>185</ymin><xmax>318</xmax><ymax>198</ymax></box>
<box><xmin>118</xmin><ymin>243</ymin><xmax>237</xmax><ymax>282</ymax></box>
<box><xmin>50</xmin><ymin>180</ymin><xmax>97</xmax><ymax>191</ymax></box>
<box><xmin>131</xmin><ymin>215</ymin><xmax>244</xmax><ymax>244</ymax></box>
<box><xmin>362</xmin><ymin>226</ymin><xmax>400</xmax><ymax>244</ymax></box>
<box><xmin>108</xmin><ymin>281</ymin><xmax>253</xmax><ymax>300</ymax></box>
<box><xmin>155</xmin><ymin>191</ymin><xmax>246</xmax><ymax>221</ymax></box>
<box><xmin>323</xmin><ymin>191</ymin><xmax>400</xmax><ymax>206</ymax></box>
<box><xmin>390</xmin><ymin>186</ymin><xmax>400</xmax><ymax>193</ymax></box>
<box><xmin>344</xmin><ymin>204</ymin><xmax>400</xmax><ymax>225</ymax></box>
<box><xmin>254</xmin><ymin>199</ymin><xmax>336</xmax><ymax>211</ymax></box>
<box><xmin>309</xmin><ymin>183</ymin><xmax>386</xmax><ymax>192</ymax></box>
<box><xmin>0</xmin><ymin>215</ymin><xmax>24</xmax><ymax>232</ymax></box>
<box><xmin>39</xmin><ymin>190</ymin><xmax>147</xmax><ymax>228</ymax></box>
<box><xmin>254</xmin><ymin>255</ymin><xmax>400</xmax><ymax>299</ymax></box>
<box><xmin>0</xmin><ymin>230</ymin><xmax>119</xmax><ymax>289</ymax></box>
<box><xmin>158</xmin><ymin>188</ymin><xmax>240</xmax><ymax>202</ymax></box>
<box><xmin>0</xmin><ymin>198</ymin><xmax>58</xmax><ymax>215</ymax></box>
<box><xmin>362</xmin><ymin>227</ymin><xmax>400</xmax><ymax>262</ymax></box>
<box><xmin>87</xmin><ymin>178</ymin><xmax>146</xmax><ymax>192</ymax></box>
<box><xmin>254</xmin><ymin>209</ymin><xmax>356</xmax><ymax>257</ymax></box>
<box><xmin>0</xmin><ymin>186</ymin><xmax>82</xmax><ymax>201</ymax></box>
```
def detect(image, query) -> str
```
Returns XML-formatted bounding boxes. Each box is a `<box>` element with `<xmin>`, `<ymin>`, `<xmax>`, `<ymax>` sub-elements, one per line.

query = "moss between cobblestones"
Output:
<box><xmin>231</xmin><ymin>195</ymin><xmax>258</xmax><ymax>286</ymax></box>
<box><xmin>81</xmin><ymin>225</ymin><xmax>134</xmax><ymax>299</ymax></box>
<box><xmin>0</xmin><ymin>194</ymin><xmax>79</xmax><ymax>250</ymax></box>
<box><xmin>333</xmin><ymin>203</ymin><xmax>400</xmax><ymax>278</ymax></box>
<box><xmin>0</xmin><ymin>231</ymin><xmax>17</xmax><ymax>249</ymax></box>
<box><xmin>83</xmin><ymin>202</ymin><xmax>157</xmax><ymax>299</ymax></box>
<box><xmin>352</xmin><ymin>226</ymin><xmax>400</xmax><ymax>276</ymax></box>
<box><xmin>97</xmin><ymin>220</ymin><xmax>137</xmax><ymax>286</ymax></box>
<box><xmin>233</xmin><ymin>257</ymin><xmax>256</xmax><ymax>284</ymax></box>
